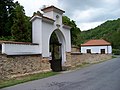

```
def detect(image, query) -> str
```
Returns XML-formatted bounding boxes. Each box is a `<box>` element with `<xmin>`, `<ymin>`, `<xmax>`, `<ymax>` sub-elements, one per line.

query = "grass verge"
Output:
<box><xmin>0</xmin><ymin>71</ymin><xmax>59</xmax><ymax>89</ymax></box>
<box><xmin>71</xmin><ymin>58</ymin><xmax>113</xmax><ymax>71</ymax></box>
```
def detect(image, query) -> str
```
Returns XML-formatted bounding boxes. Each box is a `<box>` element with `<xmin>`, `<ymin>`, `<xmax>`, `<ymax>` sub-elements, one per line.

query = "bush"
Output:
<box><xmin>112</xmin><ymin>49</ymin><xmax>120</xmax><ymax>55</ymax></box>
<box><xmin>0</xmin><ymin>36</ymin><xmax>14</xmax><ymax>41</ymax></box>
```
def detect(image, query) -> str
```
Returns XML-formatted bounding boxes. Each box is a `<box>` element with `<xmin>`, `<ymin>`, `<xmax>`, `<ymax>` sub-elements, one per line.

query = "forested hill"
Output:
<box><xmin>80</xmin><ymin>18</ymin><xmax>120</xmax><ymax>49</ymax></box>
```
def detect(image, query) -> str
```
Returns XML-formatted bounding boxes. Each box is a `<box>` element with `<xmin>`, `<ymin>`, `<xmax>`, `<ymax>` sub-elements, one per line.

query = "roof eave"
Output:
<box><xmin>81</xmin><ymin>44</ymin><xmax>111</xmax><ymax>47</ymax></box>
<box><xmin>62</xmin><ymin>24</ymin><xmax>71</xmax><ymax>29</ymax></box>
<box><xmin>41</xmin><ymin>5</ymin><xmax>65</xmax><ymax>14</ymax></box>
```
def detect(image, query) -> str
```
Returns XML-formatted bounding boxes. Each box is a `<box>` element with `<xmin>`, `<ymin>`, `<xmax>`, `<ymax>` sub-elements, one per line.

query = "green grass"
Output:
<box><xmin>112</xmin><ymin>55</ymin><xmax>117</xmax><ymax>58</ymax></box>
<box><xmin>0</xmin><ymin>71</ymin><xmax>59</xmax><ymax>89</ymax></box>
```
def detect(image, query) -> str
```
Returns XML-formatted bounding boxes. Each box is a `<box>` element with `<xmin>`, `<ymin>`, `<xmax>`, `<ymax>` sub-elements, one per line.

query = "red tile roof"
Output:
<box><xmin>81</xmin><ymin>39</ymin><xmax>111</xmax><ymax>46</ymax></box>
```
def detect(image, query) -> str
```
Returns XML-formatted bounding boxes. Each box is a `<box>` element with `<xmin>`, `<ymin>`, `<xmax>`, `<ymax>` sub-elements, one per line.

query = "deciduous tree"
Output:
<box><xmin>11</xmin><ymin>2</ymin><xmax>31</xmax><ymax>42</ymax></box>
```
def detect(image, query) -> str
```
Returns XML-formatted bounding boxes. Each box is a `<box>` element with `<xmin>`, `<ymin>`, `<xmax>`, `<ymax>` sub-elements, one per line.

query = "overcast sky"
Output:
<box><xmin>14</xmin><ymin>0</ymin><xmax>120</xmax><ymax>31</ymax></box>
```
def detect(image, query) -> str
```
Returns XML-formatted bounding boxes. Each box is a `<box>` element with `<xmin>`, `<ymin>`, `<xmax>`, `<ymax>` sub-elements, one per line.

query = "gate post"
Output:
<box><xmin>63</xmin><ymin>52</ymin><xmax>72</xmax><ymax>70</ymax></box>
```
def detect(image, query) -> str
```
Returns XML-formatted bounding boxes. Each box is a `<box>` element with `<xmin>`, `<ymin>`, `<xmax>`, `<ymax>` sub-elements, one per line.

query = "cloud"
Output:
<box><xmin>78</xmin><ymin>21</ymin><xmax>104</xmax><ymax>31</ymax></box>
<box><xmin>14</xmin><ymin>0</ymin><xmax>58</xmax><ymax>16</ymax></box>
<box><xmin>57</xmin><ymin>0</ymin><xmax>120</xmax><ymax>30</ymax></box>
<box><xmin>15</xmin><ymin>0</ymin><xmax>120</xmax><ymax>30</ymax></box>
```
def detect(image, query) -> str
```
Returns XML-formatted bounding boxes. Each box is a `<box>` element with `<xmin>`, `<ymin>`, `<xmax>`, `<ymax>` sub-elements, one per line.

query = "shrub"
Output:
<box><xmin>112</xmin><ymin>49</ymin><xmax>120</xmax><ymax>55</ymax></box>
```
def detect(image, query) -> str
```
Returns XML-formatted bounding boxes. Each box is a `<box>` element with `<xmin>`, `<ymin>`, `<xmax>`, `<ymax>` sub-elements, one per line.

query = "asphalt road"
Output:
<box><xmin>1</xmin><ymin>57</ymin><xmax>120</xmax><ymax>90</ymax></box>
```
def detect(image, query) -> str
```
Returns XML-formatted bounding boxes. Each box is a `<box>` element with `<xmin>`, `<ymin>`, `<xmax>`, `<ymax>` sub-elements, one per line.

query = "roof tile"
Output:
<box><xmin>81</xmin><ymin>39</ymin><xmax>111</xmax><ymax>46</ymax></box>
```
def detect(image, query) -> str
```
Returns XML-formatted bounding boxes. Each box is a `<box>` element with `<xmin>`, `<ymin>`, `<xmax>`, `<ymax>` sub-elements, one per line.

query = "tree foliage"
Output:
<box><xmin>0</xmin><ymin>0</ymin><xmax>14</xmax><ymax>36</ymax></box>
<box><xmin>11</xmin><ymin>2</ymin><xmax>31</xmax><ymax>42</ymax></box>
<box><xmin>62</xmin><ymin>16</ymin><xmax>81</xmax><ymax>45</ymax></box>
<box><xmin>0</xmin><ymin>1</ymin><xmax>31</xmax><ymax>42</ymax></box>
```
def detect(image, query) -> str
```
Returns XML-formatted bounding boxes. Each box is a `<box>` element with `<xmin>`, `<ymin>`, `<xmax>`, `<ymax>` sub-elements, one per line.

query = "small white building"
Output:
<box><xmin>81</xmin><ymin>39</ymin><xmax>112</xmax><ymax>54</ymax></box>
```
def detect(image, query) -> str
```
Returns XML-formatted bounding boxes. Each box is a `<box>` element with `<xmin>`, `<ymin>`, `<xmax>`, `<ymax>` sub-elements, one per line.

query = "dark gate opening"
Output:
<box><xmin>49</xmin><ymin>32</ymin><xmax>62</xmax><ymax>72</ymax></box>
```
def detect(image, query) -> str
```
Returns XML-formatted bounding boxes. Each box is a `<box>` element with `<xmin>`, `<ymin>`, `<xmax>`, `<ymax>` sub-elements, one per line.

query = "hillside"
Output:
<box><xmin>79</xmin><ymin>18</ymin><xmax>120</xmax><ymax>50</ymax></box>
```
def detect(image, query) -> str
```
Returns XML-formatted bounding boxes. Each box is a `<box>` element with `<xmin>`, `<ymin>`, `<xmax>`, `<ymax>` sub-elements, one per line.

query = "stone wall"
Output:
<box><xmin>0</xmin><ymin>54</ymin><xmax>51</xmax><ymax>80</ymax></box>
<box><xmin>65</xmin><ymin>52</ymin><xmax>72</xmax><ymax>66</ymax></box>
<box><xmin>62</xmin><ymin>52</ymin><xmax>72</xmax><ymax>70</ymax></box>
<box><xmin>71</xmin><ymin>53</ymin><xmax>112</xmax><ymax>67</ymax></box>
<box><xmin>0</xmin><ymin>52</ymin><xmax>112</xmax><ymax>80</ymax></box>
<box><xmin>71</xmin><ymin>46</ymin><xmax>80</xmax><ymax>52</ymax></box>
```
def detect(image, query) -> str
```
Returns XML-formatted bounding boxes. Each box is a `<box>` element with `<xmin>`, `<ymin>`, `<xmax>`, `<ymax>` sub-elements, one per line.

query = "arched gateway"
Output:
<box><xmin>30</xmin><ymin>6</ymin><xmax>71</xmax><ymax>71</ymax></box>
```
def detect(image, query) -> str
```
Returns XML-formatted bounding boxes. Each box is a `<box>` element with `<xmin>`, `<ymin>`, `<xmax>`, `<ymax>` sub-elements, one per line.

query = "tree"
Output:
<box><xmin>11</xmin><ymin>2</ymin><xmax>31</xmax><ymax>42</ymax></box>
<box><xmin>110</xmin><ymin>29</ymin><xmax>120</xmax><ymax>49</ymax></box>
<box><xmin>62</xmin><ymin>16</ymin><xmax>81</xmax><ymax>46</ymax></box>
<box><xmin>0</xmin><ymin>0</ymin><xmax>14</xmax><ymax>36</ymax></box>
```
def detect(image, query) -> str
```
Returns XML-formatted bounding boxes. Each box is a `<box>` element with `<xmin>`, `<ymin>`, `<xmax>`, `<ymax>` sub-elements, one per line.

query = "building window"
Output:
<box><xmin>87</xmin><ymin>49</ymin><xmax>91</xmax><ymax>54</ymax></box>
<box><xmin>101</xmin><ymin>49</ymin><xmax>105</xmax><ymax>54</ymax></box>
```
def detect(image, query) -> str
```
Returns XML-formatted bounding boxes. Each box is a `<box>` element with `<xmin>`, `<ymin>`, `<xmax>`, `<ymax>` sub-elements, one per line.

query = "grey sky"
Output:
<box><xmin>15</xmin><ymin>0</ymin><xmax>120</xmax><ymax>30</ymax></box>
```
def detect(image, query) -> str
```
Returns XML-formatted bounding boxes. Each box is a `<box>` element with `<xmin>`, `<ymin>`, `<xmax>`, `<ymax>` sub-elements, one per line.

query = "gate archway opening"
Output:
<box><xmin>49</xmin><ymin>29</ymin><xmax>66</xmax><ymax>72</ymax></box>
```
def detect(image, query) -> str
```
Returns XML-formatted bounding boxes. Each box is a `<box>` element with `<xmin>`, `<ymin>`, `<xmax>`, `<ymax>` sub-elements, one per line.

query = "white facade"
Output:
<box><xmin>1</xmin><ymin>6</ymin><xmax>71</xmax><ymax>65</ymax></box>
<box><xmin>81</xmin><ymin>45</ymin><xmax>112</xmax><ymax>54</ymax></box>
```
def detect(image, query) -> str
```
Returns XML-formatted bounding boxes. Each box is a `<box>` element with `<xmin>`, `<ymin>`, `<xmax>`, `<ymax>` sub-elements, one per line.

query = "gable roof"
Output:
<box><xmin>30</xmin><ymin>13</ymin><xmax>55</xmax><ymax>24</ymax></box>
<box><xmin>81</xmin><ymin>39</ymin><xmax>111</xmax><ymax>46</ymax></box>
<box><xmin>41</xmin><ymin>5</ymin><xmax>65</xmax><ymax>14</ymax></box>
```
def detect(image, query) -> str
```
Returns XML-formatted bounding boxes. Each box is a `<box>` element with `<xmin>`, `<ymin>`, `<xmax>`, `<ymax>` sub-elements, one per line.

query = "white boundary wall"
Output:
<box><xmin>2</xmin><ymin>43</ymin><xmax>40</xmax><ymax>55</ymax></box>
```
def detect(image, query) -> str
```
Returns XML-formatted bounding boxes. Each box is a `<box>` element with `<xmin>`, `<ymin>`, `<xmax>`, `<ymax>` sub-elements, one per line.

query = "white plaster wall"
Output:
<box><xmin>42</xmin><ymin>21</ymin><xmax>54</xmax><ymax>57</ymax></box>
<box><xmin>53</xmin><ymin>12</ymin><xmax>62</xmax><ymax>25</ymax></box>
<box><xmin>43</xmin><ymin>11</ymin><xmax>53</xmax><ymax>19</ymax></box>
<box><xmin>32</xmin><ymin>16</ymin><xmax>42</xmax><ymax>53</ymax></box>
<box><xmin>61</xmin><ymin>27</ymin><xmax>71</xmax><ymax>52</ymax></box>
<box><xmin>81</xmin><ymin>46</ymin><xmax>112</xmax><ymax>54</ymax></box>
<box><xmin>2</xmin><ymin>44</ymin><xmax>40</xmax><ymax>55</ymax></box>
<box><xmin>108</xmin><ymin>46</ymin><xmax>112</xmax><ymax>53</ymax></box>
<box><xmin>43</xmin><ymin>11</ymin><xmax>62</xmax><ymax>25</ymax></box>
